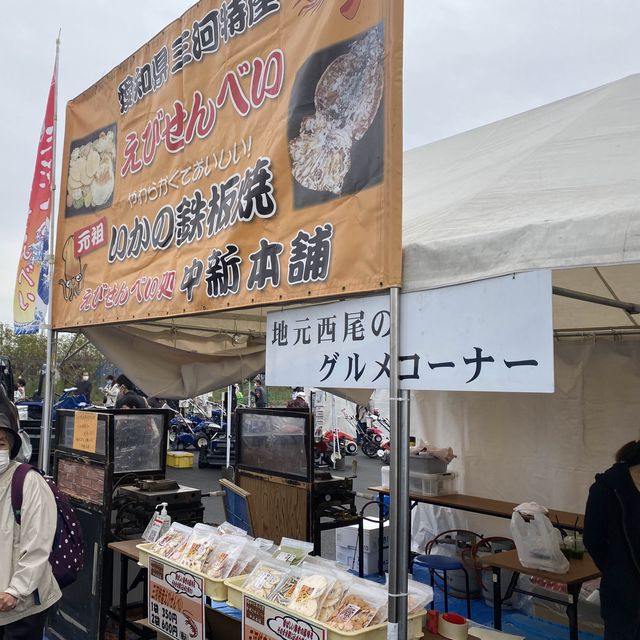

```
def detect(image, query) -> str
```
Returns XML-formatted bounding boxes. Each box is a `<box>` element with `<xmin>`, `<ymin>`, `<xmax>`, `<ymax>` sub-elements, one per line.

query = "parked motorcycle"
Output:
<box><xmin>167</xmin><ymin>411</ymin><xmax>209</xmax><ymax>451</ymax></box>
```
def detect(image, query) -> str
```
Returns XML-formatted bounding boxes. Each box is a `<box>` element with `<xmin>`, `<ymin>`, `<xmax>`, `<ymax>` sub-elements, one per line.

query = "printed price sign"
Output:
<box><xmin>243</xmin><ymin>595</ymin><xmax>326</xmax><ymax>640</ymax></box>
<box><xmin>72</xmin><ymin>411</ymin><xmax>98</xmax><ymax>453</ymax></box>
<box><xmin>148</xmin><ymin>558</ymin><xmax>205</xmax><ymax>640</ymax></box>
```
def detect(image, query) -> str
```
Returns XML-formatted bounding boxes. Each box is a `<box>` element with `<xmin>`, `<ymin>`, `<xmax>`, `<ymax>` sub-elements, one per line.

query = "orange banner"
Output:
<box><xmin>53</xmin><ymin>0</ymin><xmax>403</xmax><ymax>330</ymax></box>
<box><xmin>14</xmin><ymin>61</ymin><xmax>56</xmax><ymax>334</ymax></box>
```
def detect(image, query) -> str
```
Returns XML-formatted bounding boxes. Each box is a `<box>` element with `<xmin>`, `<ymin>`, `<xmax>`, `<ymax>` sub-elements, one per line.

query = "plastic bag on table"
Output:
<box><xmin>509</xmin><ymin>502</ymin><xmax>569</xmax><ymax>574</ymax></box>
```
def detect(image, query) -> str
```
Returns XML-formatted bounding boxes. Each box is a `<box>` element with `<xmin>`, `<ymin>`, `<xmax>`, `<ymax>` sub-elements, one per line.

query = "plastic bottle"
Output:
<box><xmin>142</xmin><ymin>502</ymin><xmax>171</xmax><ymax>543</ymax></box>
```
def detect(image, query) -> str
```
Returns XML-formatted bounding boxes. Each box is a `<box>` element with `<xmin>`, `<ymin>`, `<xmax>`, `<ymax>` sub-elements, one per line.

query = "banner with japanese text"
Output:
<box><xmin>14</xmin><ymin>62</ymin><xmax>56</xmax><ymax>334</ymax></box>
<box><xmin>52</xmin><ymin>0</ymin><xmax>403</xmax><ymax>330</ymax></box>
<box><xmin>266</xmin><ymin>271</ymin><xmax>555</xmax><ymax>393</ymax></box>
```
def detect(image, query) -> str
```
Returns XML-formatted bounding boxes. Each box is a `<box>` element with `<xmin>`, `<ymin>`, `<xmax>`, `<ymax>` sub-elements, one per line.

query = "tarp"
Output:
<box><xmin>410</xmin><ymin>337</ymin><xmax>640</xmax><ymax>549</ymax></box>
<box><xmin>83</xmin><ymin>74</ymin><xmax>640</xmax><ymax>395</ymax></box>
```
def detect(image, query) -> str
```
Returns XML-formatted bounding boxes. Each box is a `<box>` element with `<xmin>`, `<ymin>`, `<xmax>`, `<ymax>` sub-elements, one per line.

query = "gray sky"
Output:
<box><xmin>1</xmin><ymin>0</ymin><xmax>639</xmax><ymax>327</ymax></box>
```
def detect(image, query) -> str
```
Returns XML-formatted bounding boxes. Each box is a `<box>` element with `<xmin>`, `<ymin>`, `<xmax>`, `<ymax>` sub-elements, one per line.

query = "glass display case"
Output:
<box><xmin>236</xmin><ymin>408</ymin><xmax>313</xmax><ymax>481</ymax></box>
<box><xmin>55</xmin><ymin>408</ymin><xmax>169</xmax><ymax>476</ymax></box>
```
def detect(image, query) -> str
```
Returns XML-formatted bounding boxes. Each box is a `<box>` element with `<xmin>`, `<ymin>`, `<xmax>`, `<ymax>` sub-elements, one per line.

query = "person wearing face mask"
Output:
<box><xmin>0</xmin><ymin>385</ymin><xmax>61</xmax><ymax>638</ymax></box>
<box><xmin>74</xmin><ymin>370</ymin><xmax>92</xmax><ymax>401</ymax></box>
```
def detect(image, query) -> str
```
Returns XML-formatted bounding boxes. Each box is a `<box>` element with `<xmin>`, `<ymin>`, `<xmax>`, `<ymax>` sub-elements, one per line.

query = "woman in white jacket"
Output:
<box><xmin>0</xmin><ymin>387</ymin><xmax>61</xmax><ymax>639</ymax></box>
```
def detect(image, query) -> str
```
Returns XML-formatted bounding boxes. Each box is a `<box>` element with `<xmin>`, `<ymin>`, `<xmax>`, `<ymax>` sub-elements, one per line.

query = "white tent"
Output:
<box><xmin>86</xmin><ymin>75</ymin><xmax>640</xmax><ymax>509</ymax></box>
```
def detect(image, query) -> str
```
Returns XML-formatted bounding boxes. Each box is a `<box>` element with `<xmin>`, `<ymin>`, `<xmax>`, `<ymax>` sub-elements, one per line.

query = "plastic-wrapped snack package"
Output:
<box><xmin>150</xmin><ymin>523</ymin><xmax>194</xmax><ymax>561</ymax></box>
<box><xmin>407</xmin><ymin>579</ymin><xmax>434</xmax><ymax>614</ymax></box>
<box><xmin>203</xmin><ymin>536</ymin><xmax>247</xmax><ymax>580</ymax></box>
<box><xmin>218</xmin><ymin>521</ymin><xmax>249</xmax><ymax>537</ymax></box>
<box><xmin>288</xmin><ymin>568</ymin><xmax>337</xmax><ymax>619</ymax></box>
<box><xmin>242</xmin><ymin>559</ymin><xmax>290</xmax><ymax>599</ymax></box>
<box><xmin>327</xmin><ymin>583</ymin><xmax>387</xmax><ymax>631</ymax></box>
<box><xmin>269</xmin><ymin>566</ymin><xmax>306</xmax><ymax>607</ymax></box>
<box><xmin>317</xmin><ymin>570</ymin><xmax>353</xmax><ymax>622</ymax></box>
<box><xmin>180</xmin><ymin>524</ymin><xmax>219</xmax><ymax>572</ymax></box>
<box><xmin>304</xmin><ymin>555</ymin><xmax>343</xmax><ymax>572</ymax></box>
<box><xmin>255</xmin><ymin>538</ymin><xmax>276</xmax><ymax>552</ymax></box>
<box><xmin>230</xmin><ymin>540</ymin><xmax>264</xmax><ymax>577</ymax></box>
<box><xmin>273</xmin><ymin>537</ymin><xmax>315</xmax><ymax>566</ymax></box>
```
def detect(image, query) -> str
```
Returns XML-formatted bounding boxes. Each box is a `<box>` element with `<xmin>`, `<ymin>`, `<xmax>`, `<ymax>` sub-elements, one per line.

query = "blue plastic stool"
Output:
<box><xmin>412</xmin><ymin>554</ymin><xmax>472</xmax><ymax>618</ymax></box>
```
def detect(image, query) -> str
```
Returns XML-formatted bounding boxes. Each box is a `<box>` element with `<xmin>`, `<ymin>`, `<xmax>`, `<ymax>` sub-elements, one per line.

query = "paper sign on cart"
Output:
<box><xmin>243</xmin><ymin>595</ymin><xmax>326</xmax><ymax>640</ymax></box>
<box><xmin>148</xmin><ymin>558</ymin><xmax>205</xmax><ymax>640</ymax></box>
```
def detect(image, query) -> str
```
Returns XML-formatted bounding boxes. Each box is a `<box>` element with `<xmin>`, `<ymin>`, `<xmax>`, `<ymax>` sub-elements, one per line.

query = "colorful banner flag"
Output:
<box><xmin>52</xmin><ymin>0</ymin><xmax>404</xmax><ymax>330</ymax></box>
<box><xmin>14</xmin><ymin>59</ymin><xmax>57</xmax><ymax>334</ymax></box>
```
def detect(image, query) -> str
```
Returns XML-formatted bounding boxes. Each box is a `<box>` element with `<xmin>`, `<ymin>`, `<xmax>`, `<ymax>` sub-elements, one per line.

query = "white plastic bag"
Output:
<box><xmin>509</xmin><ymin>502</ymin><xmax>569</xmax><ymax>574</ymax></box>
<box><xmin>15</xmin><ymin>428</ymin><xmax>32</xmax><ymax>463</ymax></box>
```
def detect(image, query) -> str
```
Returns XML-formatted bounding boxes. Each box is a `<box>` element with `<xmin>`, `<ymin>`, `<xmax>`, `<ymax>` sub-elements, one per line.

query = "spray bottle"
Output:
<box><xmin>142</xmin><ymin>502</ymin><xmax>171</xmax><ymax>543</ymax></box>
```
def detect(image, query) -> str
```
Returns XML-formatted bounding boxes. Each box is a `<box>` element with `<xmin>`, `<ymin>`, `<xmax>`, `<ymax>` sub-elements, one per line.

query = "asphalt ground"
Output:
<box><xmin>165</xmin><ymin>450</ymin><xmax>386</xmax><ymax>561</ymax></box>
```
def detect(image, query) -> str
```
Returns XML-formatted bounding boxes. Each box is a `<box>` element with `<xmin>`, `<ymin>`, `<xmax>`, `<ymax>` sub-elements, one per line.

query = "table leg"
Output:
<box><xmin>119</xmin><ymin>553</ymin><xmax>128</xmax><ymax>640</ymax></box>
<box><xmin>492</xmin><ymin>567</ymin><xmax>502</xmax><ymax>631</ymax></box>
<box><xmin>358</xmin><ymin>516</ymin><xmax>364</xmax><ymax>578</ymax></box>
<box><xmin>566</xmin><ymin>583</ymin><xmax>581</xmax><ymax>640</ymax></box>
<box><xmin>378</xmin><ymin>492</ymin><xmax>384</xmax><ymax>575</ymax></box>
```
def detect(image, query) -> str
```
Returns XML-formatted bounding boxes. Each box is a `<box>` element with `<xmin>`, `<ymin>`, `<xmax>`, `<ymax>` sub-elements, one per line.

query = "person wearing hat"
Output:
<box><xmin>287</xmin><ymin>390</ymin><xmax>309</xmax><ymax>410</ymax></box>
<box><xmin>0</xmin><ymin>385</ymin><xmax>61</xmax><ymax>637</ymax></box>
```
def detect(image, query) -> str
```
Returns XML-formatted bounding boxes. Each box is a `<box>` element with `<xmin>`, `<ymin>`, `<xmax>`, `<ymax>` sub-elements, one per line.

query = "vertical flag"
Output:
<box><xmin>13</xmin><ymin>57</ymin><xmax>57</xmax><ymax>334</ymax></box>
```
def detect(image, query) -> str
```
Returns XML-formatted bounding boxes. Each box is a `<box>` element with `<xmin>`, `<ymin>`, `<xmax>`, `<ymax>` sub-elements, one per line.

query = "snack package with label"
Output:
<box><xmin>230</xmin><ymin>539</ymin><xmax>265</xmax><ymax>577</ymax></box>
<box><xmin>180</xmin><ymin>523</ymin><xmax>219</xmax><ymax>572</ymax></box>
<box><xmin>150</xmin><ymin>523</ymin><xmax>194</xmax><ymax>561</ymax></box>
<box><xmin>255</xmin><ymin>538</ymin><xmax>276</xmax><ymax>553</ymax></box>
<box><xmin>288</xmin><ymin>568</ymin><xmax>337</xmax><ymax>619</ymax></box>
<box><xmin>327</xmin><ymin>583</ymin><xmax>387</xmax><ymax>631</ymax></box>
<box><xmin>273</xmin><ymin>537</ymin><xmax>314</xmax><ymax>566</ymax></box>
<box><xmin>269</xmin><ymin>566</ymin><xmax>306</xmax><ymax>607</ymax></box>
<box><xmin>218</xmin><ymin>521</ymin><xmax>249</xmax><ymax>537</ymax></box>
<box><xmin>317</xmin><ymin>570</ymin><xmax>353</xmax><ymax>622</ymax></box>
<box><xmin>203</xmin><ymin>536</ymin><xmax>247</xmax><ymax>580</ymax></box>
<box><xmin>243</xmin><ymin>559</ymin><xmax>290</xmax><ymax>599</ymax></box>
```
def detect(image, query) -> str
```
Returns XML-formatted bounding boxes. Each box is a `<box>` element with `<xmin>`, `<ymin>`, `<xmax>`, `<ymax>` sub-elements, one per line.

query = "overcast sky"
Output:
<box><xmin>1</xmin><ymin>0</ymin><xmax>639</xmax><ymax>327</ymax></box>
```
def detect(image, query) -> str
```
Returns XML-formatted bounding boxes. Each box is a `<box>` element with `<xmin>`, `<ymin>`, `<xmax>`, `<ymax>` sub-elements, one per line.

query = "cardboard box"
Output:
<box><xmin>336</xmin><ymin>544</ymin><xmax>389</xmax><ymax>575</ymax></box>
<box><xmin>335</xmin><ymin>520</ymin><xmax>389</xmax><ymax>554</ymax></box>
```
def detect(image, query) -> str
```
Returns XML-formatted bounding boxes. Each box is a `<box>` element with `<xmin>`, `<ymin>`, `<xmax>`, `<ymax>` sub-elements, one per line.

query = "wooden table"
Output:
<box><xmin>479</xmin><ymin>549</ymin><xmax>600</xmax><ymax>640</ymax></box>
<box><xmin>368</xmin><ymin>486</ymin><xmax>585</xmax><ymax>575</ymax></box>
<box><xmin>108</xmin><ymin>538</ymin><xmax>151</xmax><ymax>640</ymax></box>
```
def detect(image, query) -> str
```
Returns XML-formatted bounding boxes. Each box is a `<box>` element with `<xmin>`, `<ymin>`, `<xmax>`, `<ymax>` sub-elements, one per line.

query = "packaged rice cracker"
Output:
<box><xmin>218</xmin><ymin>521</ymin><xmax>249</xmax><ymax>537</ymax></box>
<box><xmin>150</xmin><ymin>523</ymin><xmax>193</xmax><ymax>561</ymax></box>
<box><xmin>407</xmin><ymin>579</ymin><xmax>434</xmax><ymax>614</ymax></box>
<box><xmin>288</xmin><ymin>568</ymin><xmax>337</xmax><ymax>619</ymax></box>
<box><xmin>242</xmin><ymin>559</ymin><xmax>290</xmax><ymax>599</ymax></box>
<box><xmin>180</xmin><ymin>524</ymin><xmax>219</xmax><ymax>572</ymax></box>
<box><xmin>202</xmin><ymin>536</ymin><xmax>246</xmax><ymax>580</ymax></box>
<box><xmin>327</xmin><ymin>583</ymin><xmax>387</xmax><ymax>631</ymax></box>
<box><xmin>317</xmin><ymin>570</ymin><xmax>353</xmax><ymax>622</ymax></box>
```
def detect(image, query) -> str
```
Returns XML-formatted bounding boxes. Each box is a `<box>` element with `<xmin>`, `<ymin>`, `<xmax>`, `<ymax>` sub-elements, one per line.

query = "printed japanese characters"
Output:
<box><xmin>289</xmin><ymin>24</ymin><xmax>384</xmax><ymax>198</ymax></box>
<box><xmin>52</xmin><ymin>0</ymin><xmax>403</xmax><ymax>330</ymax></box>
<box><xmin>65</xmin><ymin>125</ymin><xmax>116</xmax><ymax>216</ymax></box>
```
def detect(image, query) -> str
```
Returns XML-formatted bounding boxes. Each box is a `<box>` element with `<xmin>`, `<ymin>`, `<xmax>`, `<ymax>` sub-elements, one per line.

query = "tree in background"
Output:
<box><xmin>0</xmin><ymin>323</ymin><xmax>107</xmax><ymax>401</ymax></box>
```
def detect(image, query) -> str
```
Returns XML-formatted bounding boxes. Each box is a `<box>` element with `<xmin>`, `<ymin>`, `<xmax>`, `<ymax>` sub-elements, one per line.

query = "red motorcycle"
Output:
<box><xmin>314</xmin><ymin>429</ymin><xmax>357</xmax><ymax>466</ymax></box>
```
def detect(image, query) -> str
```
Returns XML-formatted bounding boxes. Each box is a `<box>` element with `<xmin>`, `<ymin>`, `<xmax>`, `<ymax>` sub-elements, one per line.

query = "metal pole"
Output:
<box><xmin>39</xmin><ymin>33</ymin><xmax>61</xmax><ymax>475</ymax></box>
<box><xmin>225</xmin><ymin>384</ymin><xmax>232</xmax><ymax>468</ymax></box>
<box><xmin>388</xmin><ymin>286</ymin><xmax>408</xmax><ymax>640</ymax></box>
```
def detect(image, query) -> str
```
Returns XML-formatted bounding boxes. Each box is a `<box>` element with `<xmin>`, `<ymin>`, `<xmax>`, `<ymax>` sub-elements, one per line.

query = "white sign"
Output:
<box><xmin>266</xmin><ymin>271</ymin><xmax>554</xmax><ymax>393</ymax></box>
<box><xmin>243</xmin><ymin>595</ymin><xmax>326</xmax><ymax>640</ymax></box>
<box><xmin>148</xmin><ymin>558</ymin><xmax>205</xmax><ymax>640</ymax></box>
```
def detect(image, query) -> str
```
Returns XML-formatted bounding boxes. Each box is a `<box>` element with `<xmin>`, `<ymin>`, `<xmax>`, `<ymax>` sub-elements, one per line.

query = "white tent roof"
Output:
<box><xmin>403</xmin><ymin>73</ymin><xmax>640</xmax><ymax>331</ymax></box>
<box><xmin>85</xmin><ymin>74</ymin><xmax>640</xmax><ymax>396</ymax></box>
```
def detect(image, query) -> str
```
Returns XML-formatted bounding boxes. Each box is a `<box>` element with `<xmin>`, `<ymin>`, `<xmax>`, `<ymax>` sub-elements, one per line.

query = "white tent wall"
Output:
<box><xmin>409</xmin><ymin>337</ymin><xmax>640</xmax><ymax>551</ymax></box>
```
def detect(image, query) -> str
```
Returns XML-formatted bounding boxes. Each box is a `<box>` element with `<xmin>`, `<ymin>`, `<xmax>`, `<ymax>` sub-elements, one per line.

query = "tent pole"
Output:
<box><xmin>226</xmin><ymin>384</ymin><xmax>232</xmax><ymax>469</ymax></box>
<box><xmin>388</xmin><ymin>286</ymin><xmax>408</xmax><ymax>639</ymax></box>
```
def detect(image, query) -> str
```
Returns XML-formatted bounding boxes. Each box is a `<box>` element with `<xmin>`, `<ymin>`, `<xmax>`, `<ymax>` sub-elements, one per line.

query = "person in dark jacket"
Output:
<box><xmin>584</xmin><ymin>440</ymin><xmax>640</xmax><ymax>639</ymax></box>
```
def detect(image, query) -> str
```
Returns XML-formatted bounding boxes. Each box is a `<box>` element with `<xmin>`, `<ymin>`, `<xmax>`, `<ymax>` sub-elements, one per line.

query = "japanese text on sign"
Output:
<box><xmin>72</xmin><ymin>411</ymin><xmax>98</xmax><ymax>453</ymax></box>
<box><xmin>148</xmin><ymin>559</ymin><xmax>204</xmax><ymax>640</ymax></box>
<box><xmin>243</xmin><ymin>595</ymin><xmax>325</xmax><ymax>640</ymax></box>
<box><xmin>266</xmin><ymin>271</ymin><xmax>554</xmax><ymax>393</ymax></box>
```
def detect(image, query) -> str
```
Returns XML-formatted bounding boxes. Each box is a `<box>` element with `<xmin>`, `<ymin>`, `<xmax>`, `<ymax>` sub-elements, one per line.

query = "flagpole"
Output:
<box><xmin>39</xmin><ymin>31</ymin><xmax>61</xmax><ymax>474</ymax></box>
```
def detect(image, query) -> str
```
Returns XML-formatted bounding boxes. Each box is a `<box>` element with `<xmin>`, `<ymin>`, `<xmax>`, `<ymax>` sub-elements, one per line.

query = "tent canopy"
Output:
<box><xmin>85</xmin><ymin>74</ymin><xmax>640</xmax><ymax>396</ymax></box>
